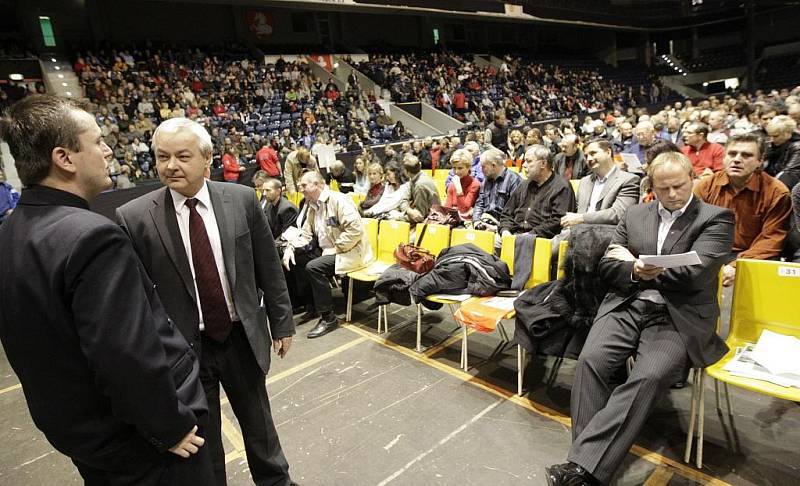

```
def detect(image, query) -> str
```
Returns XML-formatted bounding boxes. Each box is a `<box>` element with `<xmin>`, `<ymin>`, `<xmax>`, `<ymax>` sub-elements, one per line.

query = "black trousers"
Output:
<box><xmin>73</xmin><ymin>422</ymin><xmax>215</xmax><ymax>486</ymax></box>
<box><xmin>200</xmin><ymin>324</ymin><xmax>292</xmax><ymax>486</ymax></box>
<box><xmin>305</xmin><ymin>254</ymin><xmax>336</xmax><ymax>315</ymax></box>
<box><xmin>567</xmin><ymin>299</ymin><xmax>689</xmax><ymax>484</ymax></box>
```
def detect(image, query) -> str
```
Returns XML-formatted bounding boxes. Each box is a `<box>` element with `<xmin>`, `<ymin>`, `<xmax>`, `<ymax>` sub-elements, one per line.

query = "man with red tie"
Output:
<box><xmin>117</xmin><ymin>118</ymin><xmax>297</xmax><ymax>486</ymax></box>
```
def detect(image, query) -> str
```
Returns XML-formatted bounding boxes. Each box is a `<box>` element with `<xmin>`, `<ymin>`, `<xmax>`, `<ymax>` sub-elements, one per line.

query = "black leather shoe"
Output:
<box><xmin>297</xmin><ymin>309</ymin><xmax>319</xmax><ymax>323</ymax></box>
<box><xmin>670</xmin><ymin>380</ymin><xmax>687</xmax><ymax>389</ymax></box>
<box><xmin>307</xmin><ymin>315</ymin><xmax>339</xmax><ymax>339</ymax></box>
<box><xmin>545</xmin><ymin>462</ymin><xmax>599</xmax><ymax>486</ymax></box>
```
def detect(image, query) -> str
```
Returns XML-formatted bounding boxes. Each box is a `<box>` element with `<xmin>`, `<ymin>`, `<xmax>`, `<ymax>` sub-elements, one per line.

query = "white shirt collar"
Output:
<box><xmin>594</xmin><ymin>165</ymin><xmax>616</xmax><ymax>184</ymax></box>
<box><xmin>657</xmin><ymin>194</ymin><xmax>693</xmax><ymax>220</ymax></box>
<box><xmin>170</xmin><ymin>181</ymin><xmax>212</xmax><ymax>213</ymax></box>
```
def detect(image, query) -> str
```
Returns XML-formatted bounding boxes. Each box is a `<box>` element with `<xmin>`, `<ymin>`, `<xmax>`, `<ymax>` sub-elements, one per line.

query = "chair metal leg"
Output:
<box><xmin>714</xmin><ymin>379</ymin><xmax>721</xmax><ymax>412</ymax></box>
<box><xmin>517</xmin><ymin>345</ymin><xmax>526</xmax><ymax>396</ymax></box>
<box><xmin>384</xmin><ymin>304</ymin><xmax>389</xmax><ymax>332</ymax></box>
<box><xmin>377</xmin><ymin>305</ymin><xmax>383</xmax><ymax>333</ymax></box>
<box><xmin>723</xmin><ymin>382</ymin><xmax>733</xmax><ymax>416</ymax></box>
<box><xmin>346</xmin><ymin>276</ymin><xmax>353</xmax><ymax>322</ymax></box>
<box><xmin>697</xmin><ymin>370</ymin><xmax>706</xmax><ymax>469</ymax></box>
<box><xmin>416</xmin><ymin>304</ymin><xmax>423</xmax><ymax>352</ymax></box>
<box><xmin>462</xmin><ymin>324</ymin><xmax>469</xmax><ymax>371</ymax></box>
<box><xmin>685</xmin><ymin>368</ymin><xmax>699</xmax><ymax>463</ymax></box>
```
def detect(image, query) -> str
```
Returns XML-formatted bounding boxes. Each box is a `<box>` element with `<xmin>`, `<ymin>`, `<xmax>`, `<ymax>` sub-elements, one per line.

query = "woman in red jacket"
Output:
<box><xmin>444</xmin><ymin>149</ymin><xmax>481</xmax><ymax>221</ymax></box>
<box><xmin>222</xmin><ymin>145</ymin><xmax>244</xmax><ymax>182</ymax></box>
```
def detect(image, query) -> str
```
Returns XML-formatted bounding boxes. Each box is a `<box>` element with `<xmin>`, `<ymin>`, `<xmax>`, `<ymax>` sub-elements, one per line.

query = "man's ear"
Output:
<box><xmin>51</xmin><ymin>146</ymin><xmax>78</xmax><ymax>175</ymax></box>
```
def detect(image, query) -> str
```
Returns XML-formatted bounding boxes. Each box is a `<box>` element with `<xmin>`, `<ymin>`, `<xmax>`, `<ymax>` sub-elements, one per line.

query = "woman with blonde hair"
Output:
<box><xmin>444</xmin><ymin>148</ymin><xmax>481</xmax><ymax>220</ymax></box>
<box><xmin>360</xmin><ymin>163</ymin><xmax>385</xmax><ymax>212</ymax></box>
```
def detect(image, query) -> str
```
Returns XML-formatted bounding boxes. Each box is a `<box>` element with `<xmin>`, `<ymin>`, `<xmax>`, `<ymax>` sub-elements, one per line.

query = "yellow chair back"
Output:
<box><xmin>415</xmin><ymin>223</ymin><xmax>451</xmax><ymax>257</ymax></box>
<box><xmin>329</xmin><ymin>179</ymin><xmax>340</xmax><ymax>192</ymax></box>
<box><xmin>377</xmin><ymin>220</ymin><xmax>410</xmax><ymax>264</ymax></box>
<box><xmin>498</xmin><ymin>234</ymin><xmax>553</xmax><ymax>289</ymax></box>
<box><xmin>728</xmin><ymin>259</ymin><xmax>800</xmax><ymax>345</ymax></box>
<box><xmin>350</xmin><ymin>192</ymin><xmax>366</xmax><ymax>206</ymax></box>
<box><xmin>570</xmin><ymin>179</ymin><xmax>580</xmax><ymax>194</ymax></box>
<box><xmin>556</xmin><ymin>240</ymin><xmax>569</xmax><ymax>280</ymax></box>
<box><xmin>451</xmin><ymin>228</ymin><xmax>494</xmax><ymax>254</ymax></box>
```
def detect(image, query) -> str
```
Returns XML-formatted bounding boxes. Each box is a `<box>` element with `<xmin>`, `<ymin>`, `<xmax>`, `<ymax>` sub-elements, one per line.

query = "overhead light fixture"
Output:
<box><xmin>703</xmin><ymin>82</ymin><xmax>709</xmax><ymax>86</ymax></box>
<box><xmin>9</xmin><ymin>73</ymin><xmax>23</xmax><ymax>81</ymax></box>
<box><xmin>51</xmin><ymin>58</ymin><xmax>57</xmax><ymax>62</ymax></box>
<box><xmin>54</xmin><ymin>66</ymin><xmax>60</xmax><ymax>70</ymax></box>
<box><xmin>61</xmin><ymin>82</ymin><xmax>68</xmax><ymax>86</ymax></box>
<box><xmin>58</xmin><ymin>74</ymin><xmax>64</xmax><ymax>78</ymax></box>
<box><xmin>683</xmin><ymin>73</ymin><xmax>687</xmax><ymax>76</ymax></box>
<box><xmin>65</xmin><ymin>91</ymin><xmax>72</xmax><ymax>96</ymax></box>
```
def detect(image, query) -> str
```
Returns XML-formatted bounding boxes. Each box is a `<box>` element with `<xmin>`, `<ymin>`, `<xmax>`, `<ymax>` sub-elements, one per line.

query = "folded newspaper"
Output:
<box><xmin>723</xmin><ymin>330</ymin><xmax>800</xmax><ymax>388</ymax></box>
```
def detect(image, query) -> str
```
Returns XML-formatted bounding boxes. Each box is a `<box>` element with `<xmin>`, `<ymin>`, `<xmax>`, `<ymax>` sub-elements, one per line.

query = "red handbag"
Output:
<box><xmin>394</xmin><ymin>224</ymin><xmax>435</xmax><ymax>274</ymax></box>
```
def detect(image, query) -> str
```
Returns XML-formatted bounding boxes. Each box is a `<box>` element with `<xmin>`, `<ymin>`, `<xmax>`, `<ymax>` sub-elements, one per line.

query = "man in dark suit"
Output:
<box><xmin>260</xmin><ymin>177</ymin><xmax>298</xmax><ymax>239</ymax></box>
<box><xmin>116</xmin><ymin>118</ymin><xmax>297</xmax><ymax>486</ymax></box>
<box><xmin>546</xmin><ymin>152</ymin><xmax>734</xmax><ymax>485</ymax></box>
<box><xmin>0</xmin><ymin>95</ymin><xmax>213</xmax><ymax>485</ymax></box>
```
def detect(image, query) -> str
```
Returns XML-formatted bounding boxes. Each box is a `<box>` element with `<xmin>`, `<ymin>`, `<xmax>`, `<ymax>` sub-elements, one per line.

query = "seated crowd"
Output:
<box><xmin>72</xmin><ymin>45</ymin><xmax>412</xmax><ymax>188</ymax></box>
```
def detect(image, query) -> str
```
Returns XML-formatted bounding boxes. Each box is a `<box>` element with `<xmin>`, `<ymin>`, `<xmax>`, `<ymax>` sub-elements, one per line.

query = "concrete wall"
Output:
<box><xmin>421</xmin><ymin>102</ymin><xmax>464</xmax><ymax>135</ymax></box>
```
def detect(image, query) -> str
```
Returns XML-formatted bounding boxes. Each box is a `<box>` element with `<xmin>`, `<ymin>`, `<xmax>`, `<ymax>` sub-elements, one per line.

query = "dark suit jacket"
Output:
<box><xmin>116</xmin><ymin>181</ymin><xmax>295</xmax><ymax>374</ymax></box>
<box><xmin>265</xmin><ymin>196</ymin><xmax>298</xmax><ymax>240</ymax></box>
<box><xmin>0</xmin><ymin>186</ymin><xmax>204</xmax><ymax>468</ymax></box>
<box><xmin>576</xmin><ymin>168</ymin><xmax>640</xmax><ymax>226</ymax></box>
<box><xmin>597</xmin><ymin>197</ymin><xmax>735</xmax><ymax>367</ymax></box>
<box><xmin>554</xmin><ymin>149</ymin><xmax>589</xmax><ymax>180</ymax></box>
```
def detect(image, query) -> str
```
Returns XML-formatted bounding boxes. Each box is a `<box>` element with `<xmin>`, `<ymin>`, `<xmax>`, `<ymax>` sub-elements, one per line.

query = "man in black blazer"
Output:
<box><xmin>260</xmin><ymin>177</ymin><xmax>298</xmax><ymax>239</ymax></box>
<box><xmin>116</xmin><ymin>118</ymin><xmax>297</xmax><ymax>486</ymax></box>
<box><xmin>546</xmin><ymin>152</ymin><xmax>734</xmax><ymax>485</ymax></box>
<box><xmin>0</xmin><ymin>96</ymin><xmax>213</xmax><ymax>485</ymax></box>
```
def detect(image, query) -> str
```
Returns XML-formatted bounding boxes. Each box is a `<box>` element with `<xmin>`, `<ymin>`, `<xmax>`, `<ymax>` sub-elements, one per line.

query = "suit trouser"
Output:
<box><xmin>305</xmin><ymin>254</ymin><xmax>337</xmax><ymax>315</ymax></box>
<box><xmin>73</xmin><ymin>423</ymin><xmax>215</xmax><ymax>486</ymax></box>
<box><xmin>200</xmin><ymin>324</ymin><xmax>292</xmax><ymax>486</ymax></box>
<box><xmin>567</xmin><ymin>299</ymin><xmax>689</xmax><ymax>484</ymax></box>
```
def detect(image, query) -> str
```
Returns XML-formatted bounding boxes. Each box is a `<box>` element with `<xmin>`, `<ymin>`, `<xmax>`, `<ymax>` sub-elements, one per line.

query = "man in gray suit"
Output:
<box><xmin>560</xmin><ymin>138</ymin><xmax>640</xmax><ymax>230</ymax></box>
<box><xmin>546</xmin><ymin>152</ymin><xmax>734</xmax><ymax>485</ymax></box>
<box><xmin>116</xmin><ymin>118</ymin><xmax>297</xmax><ymax>486</ymax></box>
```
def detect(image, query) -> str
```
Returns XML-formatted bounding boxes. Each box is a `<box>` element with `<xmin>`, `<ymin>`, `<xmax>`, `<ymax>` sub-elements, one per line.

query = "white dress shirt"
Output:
<box><xmin>587</xmin><ymin>166</ymin><xmax>616</xmax><ymax>213</ymax></box>
<box><xmin>308</xmin><ymin>189</ymin><xmax>335</xmax><ymax>251</ymax></box>
<box><xmin>638</xmin><ymin>195</ymin><xmax>694</xmax><ymax>304</ymax></box>
<box><xmin>170</xmin><ymin>183</ymin><xmax>238</xmax><ymax>329</ymax></box>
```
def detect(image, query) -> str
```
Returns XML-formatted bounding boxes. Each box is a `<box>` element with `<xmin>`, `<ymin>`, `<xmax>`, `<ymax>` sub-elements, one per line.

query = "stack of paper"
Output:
<box><xmin>723</xmin><ymin>330</ymin><xmax>800</xmax><ymax>388</ymax></box>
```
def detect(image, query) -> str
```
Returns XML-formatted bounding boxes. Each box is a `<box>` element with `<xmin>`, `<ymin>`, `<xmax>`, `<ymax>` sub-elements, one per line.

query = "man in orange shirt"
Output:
<box><xmin>694</xmin><ymin>132</ymin><xmax>792</xmax><ymax>286</ymax></box>
<box><xmin>681</xmin><ymin>122</ymin><xmax>725</xmax><ymax>178</ymax></box>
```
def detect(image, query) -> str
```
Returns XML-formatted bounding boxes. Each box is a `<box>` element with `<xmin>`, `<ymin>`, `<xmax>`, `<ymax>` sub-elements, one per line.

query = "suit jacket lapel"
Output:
<box><xmin>150</xmin><ymin>189</ymin><xmax>196</xmax><ymax>301</ymax></box>
<box><xmin>661</xmin><ymin>197</ymin><xmax>700</xmax><ymax>254</ymax></box>
<box><xmin>595</xmin><ymin>169</ymin><xmax>619</xmax><ymax>205</ymax></box>
<box><xmin>577</xmin><ymin>178</ymin><xmax>591</xmax><ymax>213</ymax></box>
<box><xmin>209</xmin><ymin>182</ymin><xmax>237</xmax><ymax>290</ymax></box>
<box><xmin>641</xmin><ymin>202</ymin><xmax>660</xmax><ymax>256</ymax></box>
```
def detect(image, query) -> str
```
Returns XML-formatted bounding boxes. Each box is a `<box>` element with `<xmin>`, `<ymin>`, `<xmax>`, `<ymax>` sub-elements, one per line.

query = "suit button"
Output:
<box><xmin>189</xmin><ymin>343</ymin><xmax>194</xmax><ymax>348</ymax></box>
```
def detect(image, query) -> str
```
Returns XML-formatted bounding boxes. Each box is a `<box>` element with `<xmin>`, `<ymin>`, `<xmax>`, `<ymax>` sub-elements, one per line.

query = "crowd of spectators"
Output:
<box><xmin>72</xmin><ymin>45</ymin><xmax>412</xmax><ymax>188</ymax></box>
<box><xmin>354</xmin><ymin>52</ymin><xmax>667</xmax><ymax>127</ymax></box>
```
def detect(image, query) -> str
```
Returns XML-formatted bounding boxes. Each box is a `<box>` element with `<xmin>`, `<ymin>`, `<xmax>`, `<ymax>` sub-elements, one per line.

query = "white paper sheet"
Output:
<box><xmin>751</xmin><ymin>330</ymin><xmax>800</xmax><ymax>376</ymax></box>
<box><xmin>428</xmin><ymin>293</ymin><xmax>473</xmax><ymax>302</ymax></box>
<box><xmin>620</xmin><ymin>153</ymin><xmax>642</xmax><ymax>170</ymax></box>
<box><xmin>481</xmin><ymin>296</ymin><xmax>517</xmax><ymax>311</ymax></box>
<box><xmin>639</xmin><ymin>251</ymin><xmax>702</xmax><ymax>269</ymax></box>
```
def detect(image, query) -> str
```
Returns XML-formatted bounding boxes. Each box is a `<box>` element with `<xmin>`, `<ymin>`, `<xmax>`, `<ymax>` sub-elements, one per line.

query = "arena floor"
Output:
<box><xmin>1</xmin><ymin>289</ymin><xmax>798</xmax><ymax>486</ymax></box>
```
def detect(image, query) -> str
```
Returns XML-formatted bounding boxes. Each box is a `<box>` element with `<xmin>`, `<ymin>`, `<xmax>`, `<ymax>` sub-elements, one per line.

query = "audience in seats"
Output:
<box><xmin>793</xmin><ymin>182</ymin><xmax>800</xmax><ymax>262</ymax></box>
<box><xmin>360</xmin><ymin>163</ymin><xmax>386</xmax><ymax>212</ymax></box>
<box><xmin>256</xmin><ymin>139</ymin><xmax>281</xmax><ymax>178</ymax></box>
<box><xmin>398</xmin><ymin>155</ymin><xmax>441</xmax><ymax>224</ymax></box>
<box><xmin>284</xmin><ymin>147</ymin><xmax>319</xmax><ymax>195</ymax></box>
<box><xmin>282</xmin><ymin>171</ymin><xmax>371</xmax><ymax>339</ymax></box>
<box><xmin>694</xmin><ymin>133</ymin><xmax>793</xmax><ymax>286</ymax></box>
<box><xmin>681</xmin><ymin>122</ymin><xmax>725</xmax><ymax>178</ymax></box>
<box><xmin>363</xmin><ymin>164</ymin><xmax>409</xmax><ymax>219</ymax></box>
<box><xmin>498</xmin><ymin>145</ymin><xmax>576</xmax><ymax>241</ymax></box>
<box><xmin>472</xmin><ymin>148</ymin><xmax>522</xmax><ymax>231</ymax></box>
<box><xmin>484</xmin><ymin>111</ymin><xmax>509</xmax><ymax>152</ymax></box>
<box><xmin>559</xmin><ymin>138</ymin><xmax>640</xmax><ymax>233</ymax></box>
<box><xmin>624</xmin><ymin>120</ymin><xmax>659</xmax><ymax>169</ymax></box>
<box><xmin>764</xmin><ymin>115</ymin><xmax>800</xmax><ymax>190</ymax></box>
<box><xmin>445</xmin><ymin>141</ymin><xmax>485</xmax><ymax>188</ymax></box>
<box><xmin>352</xmin><ymin>158</ymin><xmax>370</xmax><ymax>194</ymax></box>
<box><xmin>325</xmin><ymin>160</ymin><xmax>356</xmax><ymax>193</ymax></box>
<box><xmin>443</xmin><ymin>149</ymin><xmax>481</xmax><ymax>221</ymax></box>
<box><xmin>554</xmin><ymin>134</ymin><xmax>589</xmax><ymax>181</ymax></box>
<box><xmin>546</xmin><ymin>152</ymin><xmax>734</xmax><ymax>486</ymax></box>
<box><xmin>707</xmin><ymin>110</ymin><xmax>729</xmax><ymax>145</ymax></box>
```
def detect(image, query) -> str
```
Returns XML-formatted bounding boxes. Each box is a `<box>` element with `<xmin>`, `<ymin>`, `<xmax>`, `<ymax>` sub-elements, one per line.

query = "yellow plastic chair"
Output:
<box><xmin>556</xmin><ymin>240</ymin><xmax>569</xmax><ymax>280</ymax></box>
<box><xmin>349</xmin><ymin>192</ymin><xmax>366</xmax><ymax>207</ymax></box>
<box><xmin>457</xmin><ymin>236</ymin><xmax>553</xmax><ymax>372</ymax></box>
<box><xmin>362</xmin><ymin>218</ymin><xmax>379</xmax><ymax>264</ymax></box>
<box><xmin>421</xmin><ymin>169</ymin><xmax>433</xmax><ymax>178</ymax></box>
<box><xmin>346</xmin><ymin>220</ymin><xmax>409</xmax><ymax>331</ymax></box>
<box><xmin>415</xmin><ymin>223</ymin><xmax>451</xmax><ymax>257</ymax></box>
<box><xmin>570</xmin><ymin>179</ymin><xmax>580</xmax><ymax>194</ymax></box>
<box><xmin>436</xmin><ymin>180</ymin><xmax>448</xmax><ymax>202</ymax></box>
<box><xmin>329</xmin><ymin>179</ymin><xmax>340</xmax><ymax>192</ymax></box>
<box><xmin>685</xmin><ymin>259</ymin><xmax>800</xmax><ymax>468</ymax></box>
<box><xmin>450</xmin><ymin>228</ymin><xmax>495</xmax><ymax>253</ymax></box>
